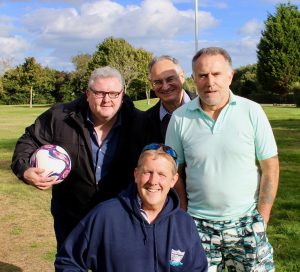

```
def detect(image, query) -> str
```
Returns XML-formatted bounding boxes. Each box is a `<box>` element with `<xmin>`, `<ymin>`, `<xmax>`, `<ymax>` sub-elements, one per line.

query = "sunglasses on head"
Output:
<box><xmin>142</xmin><ymin>143</ymin><xmax>178</xmax><ymax>167</ymax></box>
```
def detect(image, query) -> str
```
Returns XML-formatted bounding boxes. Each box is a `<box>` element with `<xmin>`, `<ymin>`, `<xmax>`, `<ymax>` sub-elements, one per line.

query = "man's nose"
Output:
<box><xmin>148</xmin><ymin>173</ymin><xmax>159</xmax><ymax>185</ymax></box>
<box><xmin>207</xmin><ymin>74</ymin><xmax>214</xmax><ymax>86</ymax></box>
<box><xmin>161</xmin><ymin>80</ymin><xmax>171</xmax><ymax>90</ymax></box>
<box><xmin>102</xmin><ymin>93</ymin><xmax>111</xmax><ymax>101</ymax></box>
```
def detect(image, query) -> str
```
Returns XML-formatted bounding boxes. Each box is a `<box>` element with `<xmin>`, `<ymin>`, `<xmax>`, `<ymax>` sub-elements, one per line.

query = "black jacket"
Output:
<box><xmin>11</xmin><ymin>94</ymin><xmax>142</xmax><ymax>222</ymax></box>
<box><xmin>143</xmin><ymin>90</ymin><xmax>197</xmax><ymax>144</ymax></box>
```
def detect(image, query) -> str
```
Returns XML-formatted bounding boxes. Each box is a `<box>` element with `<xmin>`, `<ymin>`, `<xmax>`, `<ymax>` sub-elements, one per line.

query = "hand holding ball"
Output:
<box><xmin>30</xmin><ymin>145</ymin><xmax>71</xmax><ymax>183</ymax></box>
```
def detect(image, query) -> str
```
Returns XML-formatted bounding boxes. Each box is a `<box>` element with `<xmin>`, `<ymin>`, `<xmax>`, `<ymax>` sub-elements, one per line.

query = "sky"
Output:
<box><xmin>0</xmin><ymin>0</ymin><xmax>299</xmax><ymax>75</ymax></box>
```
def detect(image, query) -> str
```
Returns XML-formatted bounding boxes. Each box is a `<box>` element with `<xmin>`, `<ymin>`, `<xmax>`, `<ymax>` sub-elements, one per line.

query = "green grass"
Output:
<box><xmin>262</xmin><ymin>106</ymin><xmax>300</xmax><ymax>270</ymax></box>
<box><xmin>133</xmin><ymin>97</ymin><xmax>159</xmax><ymax>110</ymax></box>
<box><xmin>0</xmin><ymin>103</ymin><xmax>299</xmax><ymax>271</ymax></box>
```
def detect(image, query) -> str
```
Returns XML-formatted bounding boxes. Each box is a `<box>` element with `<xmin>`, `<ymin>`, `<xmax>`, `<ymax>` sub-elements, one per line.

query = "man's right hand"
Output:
<box><xmin>23</xmin><ymin>167</ymin><xmax>58</xmax><ymax>190</ymax></box>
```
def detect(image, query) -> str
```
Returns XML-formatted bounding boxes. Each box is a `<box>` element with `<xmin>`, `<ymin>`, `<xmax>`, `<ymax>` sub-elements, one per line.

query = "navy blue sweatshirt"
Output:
<box><xmin>55</xmin><ymin>183</ymin><xmax>208</xmax><ymax>272</ymax></box>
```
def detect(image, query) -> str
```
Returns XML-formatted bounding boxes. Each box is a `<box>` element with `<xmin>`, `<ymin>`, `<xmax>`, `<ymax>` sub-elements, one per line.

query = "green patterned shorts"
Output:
<box><xmin>193</xmin><ymin>209</ymin><xmax>274</xmax><ymax>272</ymax></box>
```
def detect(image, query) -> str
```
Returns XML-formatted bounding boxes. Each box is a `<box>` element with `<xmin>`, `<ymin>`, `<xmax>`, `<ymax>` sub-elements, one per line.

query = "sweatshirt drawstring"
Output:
<box><xmin>141</xmin><ymin>221</ymin><xmax>148</xmax><ymax>245</ymax></box>
<box><xmin>153</xmin><ymin>224</ymin><xmax>159</xmax><ymax>272</ymax></box>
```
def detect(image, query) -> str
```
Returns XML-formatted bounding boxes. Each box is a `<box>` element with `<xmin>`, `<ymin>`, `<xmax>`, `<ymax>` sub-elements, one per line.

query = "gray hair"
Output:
<box><xmin>192</xmin><ymin>47</ymin><xmax>233</xmax><ymax>73</ymax></box>
<box><xmin>148</xmin><ymin>55</ymin><xmax>184</xmax><ymax>78</ymax></box>
<box><xmin>88</xmin><ymin>66</ymin><xmax>125</xmax><ymax>89</ymax></box>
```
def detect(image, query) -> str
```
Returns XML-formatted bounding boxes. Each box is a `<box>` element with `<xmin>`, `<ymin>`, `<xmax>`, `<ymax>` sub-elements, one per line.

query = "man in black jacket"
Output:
<box><xmin>145</xmin><ymin>55</ymin><xmax>196</xmax><ymax>143</ymax></box>
<box><xmin>11</xmin><ymin>66</ymin><xmax>142</xmax><ymax>251</ymax></box>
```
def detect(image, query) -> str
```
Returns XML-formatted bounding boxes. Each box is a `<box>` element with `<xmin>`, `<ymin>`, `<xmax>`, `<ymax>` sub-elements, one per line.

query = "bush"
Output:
<box><xmin>294</xmin><ymin>89</ymin><xmax>300</xmax><ymax>107</ymax></box>
<box><xmin>249</xmin><ymin>92</ymin><xmax>280</xmax><ymax>104</ymax></box>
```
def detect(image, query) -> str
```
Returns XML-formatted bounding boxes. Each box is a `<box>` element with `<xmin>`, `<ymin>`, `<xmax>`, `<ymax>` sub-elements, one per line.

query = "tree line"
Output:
<box><xmin>0</xmin><ymin>3</ymin><xmax>299</xmax><ymax>106</ymax></box>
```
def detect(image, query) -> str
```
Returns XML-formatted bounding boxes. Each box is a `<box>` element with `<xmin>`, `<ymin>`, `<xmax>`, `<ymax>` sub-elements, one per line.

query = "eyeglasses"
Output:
<box><xmin>142</xmin><ymin>143</ymin><xmax>178</xmax><ymax>166</ymax></box>
<box><xmin>89</xmin><ymin>88</ymin><xmax>123</xmax><ymax>99</ymax></box>
<box><xmin>151</xmin><ymin>75</ymin><xmax>179</xmax><ymax>91</ymax></box>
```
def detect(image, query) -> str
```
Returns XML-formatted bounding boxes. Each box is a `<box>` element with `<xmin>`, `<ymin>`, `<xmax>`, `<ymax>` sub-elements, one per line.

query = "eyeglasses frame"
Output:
<box><xmin>150</xmin><ymin>74</ymin><xmax>181</xmax><ymax>91</ymax></box>
<box><xmin>89</xmin><ymin>88</ymin><xmax>123</xmax><ymax>99</ymax></box>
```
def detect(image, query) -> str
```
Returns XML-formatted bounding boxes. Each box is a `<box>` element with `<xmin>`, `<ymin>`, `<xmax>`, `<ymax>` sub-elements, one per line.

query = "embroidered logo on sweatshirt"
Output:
<box><xmin>169</xmin><ymin>249</ymin><xmax>185</xmax><ymax>267</ymax></box>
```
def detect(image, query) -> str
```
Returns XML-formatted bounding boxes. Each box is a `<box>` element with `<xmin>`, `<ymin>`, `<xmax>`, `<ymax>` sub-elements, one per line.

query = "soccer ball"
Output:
<box><xmin>30</xmin><ymin>144</ymin><xmax>71</xmax><ymax>183</ymax></box>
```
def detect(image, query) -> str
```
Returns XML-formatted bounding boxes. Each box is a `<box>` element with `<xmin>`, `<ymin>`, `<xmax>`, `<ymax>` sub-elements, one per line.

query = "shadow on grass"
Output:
<box><xmin>0</xmin><ymin>139</ymin><xmax>17</xmax><ymax>151</ymax></box>
<box><xmin>270</xmin><ymin>119</ymin><xmax>300</xmax><ymax>130</ymax></box>
<box><xmin>13</xmin><ymin>104</ymin><xmax>52</xmax><ymax>109</ymax></box>
<box><xmin>0</xmin><ymin>160</ymin><xmax>11</xmax><ymax>171</ymax></box>
<box><xmin>0</xmin><ymin>262</ymin><xmax>22</xmax><ymax>272</ymax></box>
<box><xmin>0</xmin><ymin>139</ymin><xmax>17</xmax><ymax>172</ymax></box>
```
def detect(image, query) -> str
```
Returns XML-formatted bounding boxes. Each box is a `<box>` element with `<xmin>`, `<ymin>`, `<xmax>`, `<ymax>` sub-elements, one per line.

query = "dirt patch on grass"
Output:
<box><xmin>0</xmin><ymin>189</ymin><xmax>56</xmax><ymax>272</ymax></box>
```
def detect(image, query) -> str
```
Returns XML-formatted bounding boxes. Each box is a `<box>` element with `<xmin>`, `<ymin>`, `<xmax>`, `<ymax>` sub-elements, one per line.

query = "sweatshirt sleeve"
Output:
<box><xmin>55</xmin><ymin>221</ymin><xmax>90</xmax><ymax>272</ymax></box>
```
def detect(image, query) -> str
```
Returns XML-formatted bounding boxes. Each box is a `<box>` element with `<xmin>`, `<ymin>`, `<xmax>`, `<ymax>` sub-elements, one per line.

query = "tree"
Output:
<box><xmin>184</xmin><ymin>77</ymin><xmax>196</xmax><ymax>93</ymax></box>
<box><xmin>0</xmin><ymin>56</ymin><xmax>14</xmax><ymax>75</ymax></box>
<box><xmin>0</xmin><ymin>76</ymin><xmax>3</xmax><ymax>103</ymax></box>
<box><xmin>257</xmin><ymin>3</ymin><xmax>300</xmax><ymax>98</ymax></box>
<box><xmin>2</xmin><ymin>63</ymin><xmax>33</xmax><ymax>105</ymax></box>
<box><xmin>128</xmin><ymin>48</ymin><xmax>152</xmax><ymax>101</ymax></box>
<box><xmin>2</xmin><ymin>57</ymin><xmax>56</xmax><ymax>105</ymax></box>
<box><xmin>52</xmin><ymin>71</ymin><xmax>75</xmax><ymax>103</ymax></box>
<box><xmin>231</xmin><ymin>64</ymin><xmax>260</xmax><ymax>98</ymax></box>
<box><xmin>72</xmin><ymin>53</ymin><xmax>91</xmax><ymax>76</ymax></box>
<box><xmin>87</xmin><ymin>37</ymin><xmax>152</xmax><ymax>98</ymax></box>
<box><xmin>292</xmin><ymin>82</ymin><xmax>300</xmax><ymax>107</ymax></box>
<box><xmin>71</xmin><ymin>53</ymin><xmax>92</xmax><ymax>96</ymax></box>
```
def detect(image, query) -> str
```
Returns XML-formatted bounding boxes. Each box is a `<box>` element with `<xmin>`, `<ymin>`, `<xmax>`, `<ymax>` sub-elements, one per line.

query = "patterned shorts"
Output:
<box><xmin>193</xmin><ymin>209</ymin><xmax>274</xmax><ymax>272</ymax></box>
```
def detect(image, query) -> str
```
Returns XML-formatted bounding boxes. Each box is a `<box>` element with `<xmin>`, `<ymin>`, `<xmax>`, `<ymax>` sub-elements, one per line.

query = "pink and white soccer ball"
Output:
<box><xmin>30</xmin><ymin>144</ymin><xmax>71</xmax><ymax>183</ymax></box>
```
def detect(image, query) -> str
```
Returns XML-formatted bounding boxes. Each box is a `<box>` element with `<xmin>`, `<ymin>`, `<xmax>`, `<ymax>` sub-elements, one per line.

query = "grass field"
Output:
<box><xmin>0</xmin><ymin>102</ymin><xmax>299</xmax><ymax>271</ymax></box>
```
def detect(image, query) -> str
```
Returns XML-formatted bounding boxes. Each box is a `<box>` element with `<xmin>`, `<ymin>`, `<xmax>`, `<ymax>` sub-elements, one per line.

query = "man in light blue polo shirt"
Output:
<box><xmin>165</xmin><ymin>47</ymin><xmax>279</xmax><ymax>272</ymax></box>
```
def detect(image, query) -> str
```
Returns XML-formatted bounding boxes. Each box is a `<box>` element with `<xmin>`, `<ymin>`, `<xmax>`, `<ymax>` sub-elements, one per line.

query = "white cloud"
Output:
<box><xmin>239</xmin><ymin>19</ymin><xmax>263</xmax><ymax>37</ymax></box>
<box><xmin>172</xmin><ymin>0</ymin><xmax>228</xmax><ymax>8</ymax></box>
<box><xmin>39</xmin><ymin>55</ymin><xmax>75</xmax><ymax>70</ymax></box>
<box><xmin>7</xmin><ymin>0</ymin><xmax>85</xmax><ymax>3</ymax></box>
<box><xmin>262</xmin><ymin>0</ymin><xmax>300</xmax><ymax>4</ymax></box>
<box><xmin>13</xmin><ymin>0</ymin><xmax>219</xmax><ymax>70</ymax></box>
<box><xmin>224</xmin><ymin>38</ymin><xmax>259</xmax><ymax>68</ymax></box>
<box><xmin>141</xmin><ymin>38</ymin><xmax>195</xmax><ymax>73</ymax></box>
<box><xmin>22</xmin><ymin>0</ymin><xmax>218</xmax><ymax>40</ymax></box>
<box><xmin>2</xmin><ymin>0</ymin><xmax>262</xmax><ymax>72</ymax></box>
<box><xmin>0</xmin><ymin>36</ymin><xmax>29</xmax><ymax>55</ymax></box>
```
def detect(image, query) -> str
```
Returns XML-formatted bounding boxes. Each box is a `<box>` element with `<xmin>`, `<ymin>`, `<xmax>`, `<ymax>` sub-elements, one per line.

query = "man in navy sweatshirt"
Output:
<box><xmin>55</xmin><ymin>143</ymin><xmax>208</xmax><ymax>272</ymax></box>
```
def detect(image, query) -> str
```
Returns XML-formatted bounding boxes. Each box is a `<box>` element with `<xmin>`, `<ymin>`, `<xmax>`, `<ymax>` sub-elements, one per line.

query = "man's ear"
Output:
<box><xmin>231</xmin><ymin>70</ymin><xmax>234</xmax><ymax>80</ymax></box>
<box><xmin>228</xmin><ymin>70</ymin><xmax>234</xmax><ymax>85</ymax></box>
<box><xmin>179</xmin><ymin>72</ymin><xmax>185</xmax><ymax>83</ymax></box>
<box><xmin>171</xmin><ymin>173</ymin><xmax>179</xmax><ymax>188</ymax></box>
<box><xmin>86</xmin><ymin>89</ymin><xmax>90</xmax><ymax>100</ymax></box>
<box><xmin>121</xmin><ymin>89</ymin><xmax>125</xmax><ymax>101</ymax></box>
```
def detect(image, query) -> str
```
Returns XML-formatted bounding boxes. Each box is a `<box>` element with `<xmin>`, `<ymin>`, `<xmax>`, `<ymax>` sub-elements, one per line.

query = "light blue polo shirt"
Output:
<box><xmin>165</xmin><ymin>93</ymin><xmax>278</xmax><ymax>221</ymax></box>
